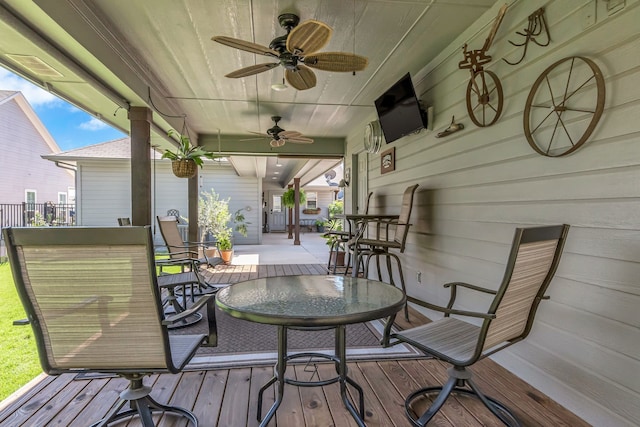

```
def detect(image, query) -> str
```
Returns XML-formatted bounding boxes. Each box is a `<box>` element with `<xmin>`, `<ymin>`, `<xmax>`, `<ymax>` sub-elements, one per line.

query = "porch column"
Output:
<box><xmin>287</xmin><ymin>184</ymin><xmax>293</xmax><ymax>239</ymax></box>
<box><xmin>128</xmin><ymin>107</ymin><xmax>152</xmax><ymax>226</ymax></box>
<box><xmin>188</xmin><ymin>172</ymin><xmax>198</xmax><ymax>242</ymax></box>
<box><xmin>294</xmin><ymin>178</ymin><xmax>300</xmax><ymax>245</ymax></box>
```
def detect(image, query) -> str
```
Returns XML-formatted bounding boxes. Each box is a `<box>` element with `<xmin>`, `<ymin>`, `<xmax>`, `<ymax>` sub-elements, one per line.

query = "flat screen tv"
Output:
<box><xmin>374</xmin><ymin>73</ymin><xmax>427</xmax><ymax>144</ymax></box>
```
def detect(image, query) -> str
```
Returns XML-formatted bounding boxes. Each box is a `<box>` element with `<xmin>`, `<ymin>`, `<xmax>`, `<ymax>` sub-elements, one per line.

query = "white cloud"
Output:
<box><xmin>78</xmin><ymin>117</ymin><xmax>108</xmax><ymax>131</ymax></box>
<box><xmin>0</xmin><ymin>68</ymin><xmax>61</xmax><ymax>107</ymax></box>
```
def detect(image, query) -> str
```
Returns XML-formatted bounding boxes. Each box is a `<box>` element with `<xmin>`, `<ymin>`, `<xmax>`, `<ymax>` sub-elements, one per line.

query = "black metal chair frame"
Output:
<box><xmin>352</xmin><ymin>184</ymin><xmax>418</xmax><ymax>320</ymax></box>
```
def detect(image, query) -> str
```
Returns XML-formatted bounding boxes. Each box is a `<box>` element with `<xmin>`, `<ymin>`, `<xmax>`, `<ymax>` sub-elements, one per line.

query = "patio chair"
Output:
<box><xmin>324</xmin><ymin>191</ymin><xmax>373</xmax><ymax>274</ymax></box>
<box><xmin>3</xmin><ymin>225</ymin><xmax>217</xmax><ymax>427</ymax></box>
<box><xmin>156</xmin><ymin>215</ymin><xmax>223</xmax><ymax>292</ymax></box>
<box><xmin>351</xmin><ymin>184</ymin><xmax>418</xmax><ymax>320</ymax></box>
<box><xmin>117</xmin><ymin>217</ymin><xmax>131</xmax><ymax>226</ymax></box>
<box><xmin>383</xmin><ymin>224</ymin><xmax>570</xmax><ymax>426</ymax></box>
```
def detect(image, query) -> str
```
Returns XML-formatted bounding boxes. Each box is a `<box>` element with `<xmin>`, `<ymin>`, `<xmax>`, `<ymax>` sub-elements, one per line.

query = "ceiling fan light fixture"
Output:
<box><xmin>271</xmin><ymin>82</ymin><xmax>288</xmax><ymax>91</ymax></box>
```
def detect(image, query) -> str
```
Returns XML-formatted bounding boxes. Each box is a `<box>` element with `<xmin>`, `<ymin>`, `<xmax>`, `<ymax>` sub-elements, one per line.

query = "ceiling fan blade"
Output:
<box><xmin>286</xmin><ymin>20</ymin><xmax>332</xmax><ymax>56</ymax></box>
<box><xmin>225</xmin><ymin>63</ymin><xmax>279</xmax><ymax>78</ymax></box>
<box><xmin>285</xmin><ymin>65</ymin><xmax>317</xmax><ymax>90</ymax></box>
<box><xmin>212</xmin><ymin>36</ymin><xmax>279</xmax><ymax>57</ymax></box>
<box><xmin>238</xmin><ymin>137</ymin><xmax>267</xmax><ymax>142</ymax></box>
<box><xmin>304</xmin><ymin>52</ymin><xmax>369</xmax><ymax>72</ymax></box>
<box><xmin>286</xmin><ymin>136</ymin><xmax>314</xmax><ymax>144</ymax></box>
<box><xmin>278</xmin><ymin>130</ymin><xmax>302</xmax><ymax>138</ymax></box>
<box><xmin>248</xmin><ymin>131</ymin><xmax>267</xmax><ymax>136</ymax></box>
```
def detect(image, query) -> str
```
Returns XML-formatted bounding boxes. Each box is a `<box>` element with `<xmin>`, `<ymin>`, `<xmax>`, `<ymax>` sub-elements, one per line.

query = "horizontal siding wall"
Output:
<box><xmin>77</xmin><ymin>160</ymin><xmax>261</xmax><ymax>244</ymax></box>
<box><xmin>0</xmin><ymin>98</ymin><xmax>74</xmax><ymax>203</ymax></box>
<box><xmin>344</xmin><ymin>1</ymin><xmax>640</xmax><ymax>426</ymax></box>
<box><xmin>200</xmin><ymin>164</ymin><xmax>261</xmax><ymax>244</ymax></box>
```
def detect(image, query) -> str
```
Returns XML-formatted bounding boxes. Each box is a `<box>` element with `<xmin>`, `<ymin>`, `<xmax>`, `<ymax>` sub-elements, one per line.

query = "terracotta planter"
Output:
<box><xmin>220</xmin><ymin>249</ymin><xmax>233</xmax><ymax>264</ymax></box>
<box><xmin>330</xmin><ymin>250</ymin><xmax>345</xmax><ymax>266</ymax></box>
<box><xmin>172</xmin><ymin>159</ymin><xmax>197</xmax><ymax>178</ymax></box>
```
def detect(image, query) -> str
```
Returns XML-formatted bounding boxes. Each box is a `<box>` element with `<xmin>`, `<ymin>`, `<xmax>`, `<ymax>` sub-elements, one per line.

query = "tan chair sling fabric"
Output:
<box><xmin>384</xmin><ymin>224</ymin><xmax>570</xmax><ymax>427</ymax></box>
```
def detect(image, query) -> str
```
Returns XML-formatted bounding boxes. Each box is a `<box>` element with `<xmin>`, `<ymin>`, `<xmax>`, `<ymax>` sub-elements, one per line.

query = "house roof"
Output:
<box><xmin>43</xmin><ymin>137</ymin><xmax>162</xmax><ymax>161</ymax></box>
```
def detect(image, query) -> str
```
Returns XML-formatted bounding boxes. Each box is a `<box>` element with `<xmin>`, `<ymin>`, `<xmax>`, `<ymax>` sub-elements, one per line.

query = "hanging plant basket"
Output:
<box><xmin>172</xmin><ymin>159</ymin><xmax>197</xmax><ymax>178</ymax></box>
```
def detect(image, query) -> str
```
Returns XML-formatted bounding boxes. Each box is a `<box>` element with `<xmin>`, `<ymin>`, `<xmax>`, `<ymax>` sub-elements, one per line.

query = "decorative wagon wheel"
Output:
<box><xmin>524</xmin><ymin>56</ymin><xmax>605</xmax><ymax>157</ymax></box>
<box><xmin>466</xmin><ymin>69</ymin><xmax>504</xmax><ymax>127</ymax></box>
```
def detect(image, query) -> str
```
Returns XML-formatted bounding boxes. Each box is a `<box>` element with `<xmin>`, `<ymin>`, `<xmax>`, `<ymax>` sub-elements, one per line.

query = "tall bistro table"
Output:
<box><xmin>215</xmin><ymin>275</ymin><xmax>406</xmax><ymax>426</ymax></box>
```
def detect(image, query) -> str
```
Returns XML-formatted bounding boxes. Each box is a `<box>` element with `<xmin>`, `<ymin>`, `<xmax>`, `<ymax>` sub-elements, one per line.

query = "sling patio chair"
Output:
<box><xmin>3</xmin><ymin>225</ymin><xmax>217</xmax><ymax>427</ymax></box>
<box><xmin>324</xmin><ymin>191</ymin><xmax>374</xmax><ymax>274</ymax></box>
<box><xmin>382</xmin><ymin>224</ymin><xmax>570</xmax><ymax>426</ymax></box>
<box><xmin>156</xmin><ymin>215</ymin><xmax>223</xmax><ymax>294</ymax></box>
<box><xmin>117</xmin><ymin>217</ymin><xmax>131</xmax><ymax>226</ymax></box>
<box><xmin>350</xmin><ymin>184</ymin><xmax>418</xmax><ymax>320</ymax></box>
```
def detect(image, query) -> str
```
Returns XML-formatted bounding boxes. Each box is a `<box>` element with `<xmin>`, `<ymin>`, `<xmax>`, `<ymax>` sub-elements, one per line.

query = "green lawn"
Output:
<box><xmin>0</xmin><ymin>262</ymin><xmax>42</xmax><ymax>402</ymax></box>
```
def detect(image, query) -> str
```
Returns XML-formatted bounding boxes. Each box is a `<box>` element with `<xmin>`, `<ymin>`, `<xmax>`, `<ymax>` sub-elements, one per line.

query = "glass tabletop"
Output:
<box><xmin>216</xmin><ymin>275</ymin><xmax>406</xmax><ymax>327</ymax></box>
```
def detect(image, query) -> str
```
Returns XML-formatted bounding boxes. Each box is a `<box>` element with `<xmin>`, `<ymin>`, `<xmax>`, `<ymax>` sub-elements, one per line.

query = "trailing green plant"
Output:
<box><xmin>161</xmin><ymin>130</ymin><xmax>216</xmax><ymax>167</ymax></box>
<box><xmin>282</xmin><ymin>188</ymin><xmax>306</xmax><ymax>208</ymax></box>
<box><xmin>327</xmin><ymin>199</ymin><xmax>344</xmax><ymax>218</ymax></box>
<box><xmin>321</xmin><ymin>218</ymin><xmax>344</xmax><ymax>246</ymax></box>
<box><xmin>198</xmin><ymin>189</ymin><xmax>249</xmax><ymax>250</ymax></box>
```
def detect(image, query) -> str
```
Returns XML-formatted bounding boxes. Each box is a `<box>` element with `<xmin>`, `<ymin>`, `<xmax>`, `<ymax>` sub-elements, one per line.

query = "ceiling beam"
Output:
<box><xmin>199</xmin><ymin>134</ymin><xmax>345</xmax><ymax>157</ymax></box>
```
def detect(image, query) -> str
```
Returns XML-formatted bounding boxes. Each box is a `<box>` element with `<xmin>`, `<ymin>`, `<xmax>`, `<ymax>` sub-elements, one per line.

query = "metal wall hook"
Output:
<box><xmin>436</xmin><ymin>116</ymin><xmax>464</xmax><ymax>138</ymax></box>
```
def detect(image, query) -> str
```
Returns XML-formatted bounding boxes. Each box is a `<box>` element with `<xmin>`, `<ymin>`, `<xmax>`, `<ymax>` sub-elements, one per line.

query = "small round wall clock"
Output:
<box><xmin>523</xmin><ymin>56</ymin><xmax>605</xmax><ymax>157</ymax></box>
<box><xmin>364</xmin><ymin>120</ymin><xmax>382</xmax><ymax>153</ymax></box>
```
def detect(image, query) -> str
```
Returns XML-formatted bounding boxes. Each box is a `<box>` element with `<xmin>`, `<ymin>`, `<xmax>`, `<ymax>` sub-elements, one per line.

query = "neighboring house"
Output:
<box><xmin>0</xmin><ymin>90</ymin><xmax>75</xmax><ymax>207</ymax></box>
<box><xmin>44</xmin><ymin>137</ymin><xmax>340</xmax><ymax>245</ymax></box>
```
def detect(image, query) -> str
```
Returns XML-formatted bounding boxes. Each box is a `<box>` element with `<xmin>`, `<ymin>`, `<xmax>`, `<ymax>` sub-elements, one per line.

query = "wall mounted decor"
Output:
<box><xmin>364</xmin><ymin>120</ymin><xmax>383</xmax><ymax>153</ymax></box>
<box><xmin>380</xmin><ymin>147</ymin><xmax>395</xmax><ymax>174</ymax></box>
<box><xmin>524</xmin><ymin>56</ymin><xmax>605</xmax><ymax>157</ymax></box>
<box><xmin>436</xmin><ymin>116</ymin><xmax>465</xmax><ymax>138</ymax></box>
<box><xmin>504</xmin><ymin>7</ymin><xmax>550</xmax><ymax>66</ymax></box>
<box><xmin>458</xmin><ymin>3</ymin><xmax>507</xmax><ymax>127</ymax></box>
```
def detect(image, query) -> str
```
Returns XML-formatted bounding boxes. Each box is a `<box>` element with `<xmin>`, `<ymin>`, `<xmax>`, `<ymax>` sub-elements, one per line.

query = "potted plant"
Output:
<box><xmin>281</xmin><ymin>188</ymin><xmax>306</xmax><ymax>208</ymax></box>
<box><xmin>162</xmin><ymin>130</ymin><xmax>217</xmax><ymax>178</ymax></box>
<box><xmin>198</xmin><ymin>189</ymin><xmax>249</xmax><ymax>264</ymax></box>
<box><xmin>315</xmin><ymin>217</ymin><xmax>327</xmax><ymax>233</ymax></box>
<box><xmin>321</xmin><ymin>218</ymin><xmax>346</xmax><ymax>266</ymax></box>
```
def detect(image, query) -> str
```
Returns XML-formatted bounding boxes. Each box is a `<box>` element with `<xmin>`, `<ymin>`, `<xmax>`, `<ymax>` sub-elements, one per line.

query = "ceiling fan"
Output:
<box><xmin>246</xmin><ymin>116</ymin><xmax>314</xmax><ymax>147</ymax></box>
<box><xmin>212</xmin><ymin>13</ymin><xmax>368</xmax><ymax>91</ymax></box>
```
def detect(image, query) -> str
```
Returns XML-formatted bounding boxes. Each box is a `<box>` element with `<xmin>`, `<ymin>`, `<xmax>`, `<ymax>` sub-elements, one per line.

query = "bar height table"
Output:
<box><xmin>215</xmin><ymin>275</ymin><xmax>406</xmax><ymax>426</ymax></box>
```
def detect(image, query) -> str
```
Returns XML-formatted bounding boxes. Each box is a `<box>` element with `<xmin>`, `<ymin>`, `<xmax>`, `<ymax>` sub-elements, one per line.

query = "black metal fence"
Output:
<box><xmin>0</xmin><ymin>202</ymin><xmax>76</xmax><ymax>228</ymax></box>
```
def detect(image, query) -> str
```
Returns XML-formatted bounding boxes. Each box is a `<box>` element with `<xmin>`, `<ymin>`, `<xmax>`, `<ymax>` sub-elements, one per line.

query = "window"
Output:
<box><xmin>25</xmin><ymin>190</ymin><xmax>36</xmax><ymax>223</ymax></box>
<box><xmin>25</xmin><ymin>190</ymin><xmax>36</xmax><ymax>204</ymax></box>
<box><xmin>272</xmin><ymin>195</ymin><xmax>282</xmax><ymax>213</ymax></box>
<box><xmin>306</xmin><ymin>192</ymin><xmax>317</xmax><ymax>209</ymax></box>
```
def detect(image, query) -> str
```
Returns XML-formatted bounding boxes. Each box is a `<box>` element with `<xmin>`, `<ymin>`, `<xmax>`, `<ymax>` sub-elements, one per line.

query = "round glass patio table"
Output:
<box><xmin>215</xmin><ymin>274</ymin><xmax>406</xmax><ymax>427</ymax></box>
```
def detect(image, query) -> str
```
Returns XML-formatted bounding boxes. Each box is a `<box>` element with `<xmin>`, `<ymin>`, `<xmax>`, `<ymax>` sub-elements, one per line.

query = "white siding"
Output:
<box><xmin>76</xmin><ymin>160</ymin><xmax>131</xmax><ymax>226</ymax></box>
<box><xmin>344</xmin><ymin>1</ymin><xmax>640</xmax><ymax>426</ymax></box>
<box><xmin>200</xmin><ymin>164</ymin><xmax>260</xmax><ymax>244</ymax></box>
<box><xmin>76</xmin><ymin>159</ymin><xmax>262</xmax><ymax>244</ymax></box>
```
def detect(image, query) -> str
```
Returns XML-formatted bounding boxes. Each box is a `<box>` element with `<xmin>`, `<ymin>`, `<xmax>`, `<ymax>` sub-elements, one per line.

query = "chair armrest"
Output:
<box><xmin>443</xmin><ymin>281</ymin><xmax>497</xmax><ymax>314</ymax></box>
<box><xmin>444</xmin><ymin>281</ymin><xmax>497</xmax><ymax>294</ymax></box>
<box><xmin>406</xmin><ymin>295</ymin><xmax>495</xmax><ymax>319</ymax></box>
<box><xmin>163</xmin><ymin>294</ymin><xmax>217</xmax><ymax>347</ymax></box>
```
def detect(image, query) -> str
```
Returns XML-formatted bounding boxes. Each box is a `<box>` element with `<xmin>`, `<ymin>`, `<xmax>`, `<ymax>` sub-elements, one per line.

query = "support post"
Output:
<box><xmin>294</xmin><ymin>178</ymin><xmax>301</xmax><ymax>245</ymax></box>
<box><xmin>128</xmin><ymin>107</ymin><xmax>152</xmax><ymax>226</ymax></box>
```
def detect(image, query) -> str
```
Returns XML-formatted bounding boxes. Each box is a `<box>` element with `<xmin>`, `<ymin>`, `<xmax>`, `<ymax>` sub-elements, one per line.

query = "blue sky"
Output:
<box><xmin>0</xmin><ymin>69</ymin><xmax>125</xmax><ymax>151</ymax></box>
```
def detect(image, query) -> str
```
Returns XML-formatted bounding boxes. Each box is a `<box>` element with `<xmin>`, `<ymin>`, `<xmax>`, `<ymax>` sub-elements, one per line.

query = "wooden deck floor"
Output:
<box><xmin>0</xmin><ymin>264</ymin><xmax>590</xmax><ymax>427</ymax></box>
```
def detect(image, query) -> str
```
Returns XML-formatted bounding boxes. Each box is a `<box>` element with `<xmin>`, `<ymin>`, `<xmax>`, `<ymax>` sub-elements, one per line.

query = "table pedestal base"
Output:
<box><xmin>257</xmin><ymin>325</ymin><xmax>366</xmax><ymax>427</ymax></box>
